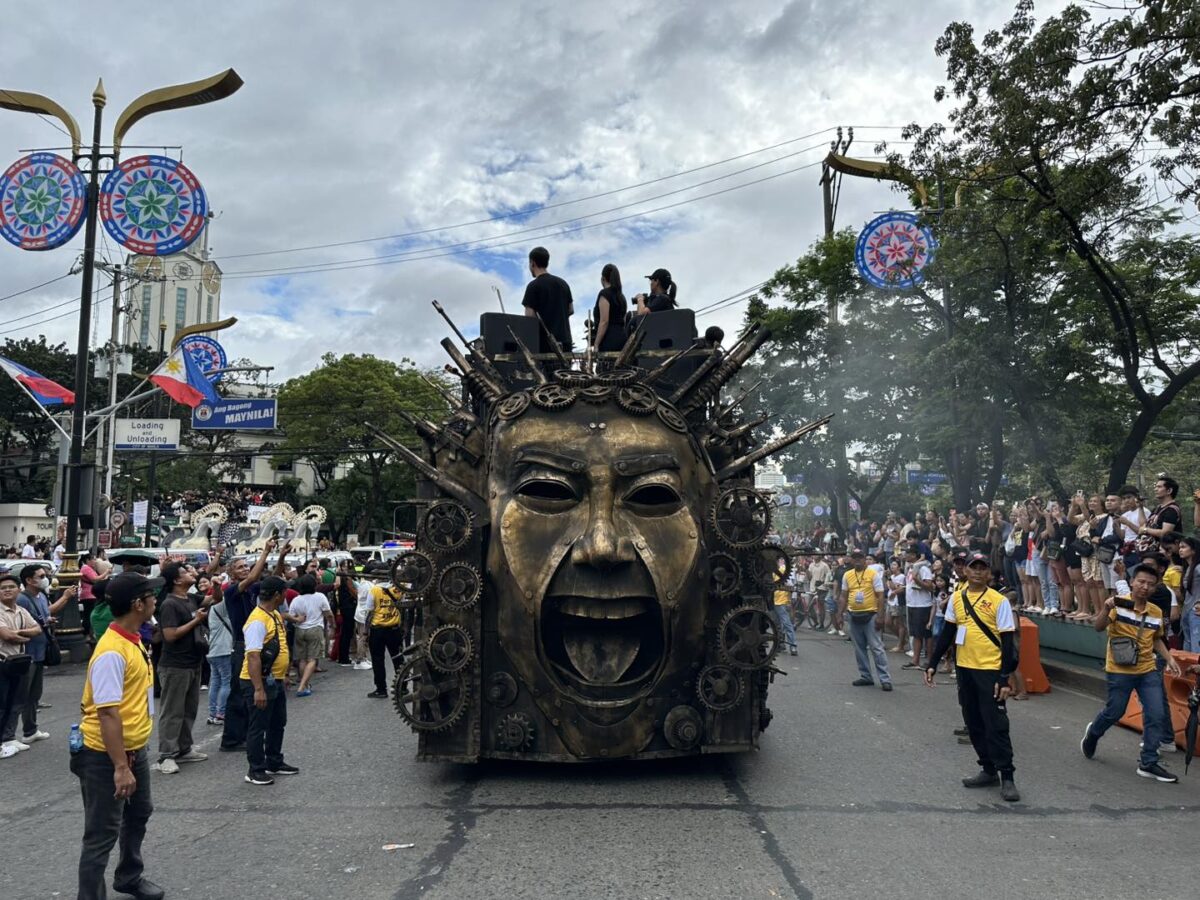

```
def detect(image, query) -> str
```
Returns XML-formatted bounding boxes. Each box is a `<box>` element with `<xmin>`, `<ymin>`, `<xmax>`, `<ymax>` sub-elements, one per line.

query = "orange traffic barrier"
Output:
<box><xmin>1119</xmin><ymin>651</ymin><xmax>1199</xmax><ymax>749</ymax></box>
<box><xmin>1017</xmin><ymin>617</ymin><xmax>1051</xmax><ymax>694</ymax></box>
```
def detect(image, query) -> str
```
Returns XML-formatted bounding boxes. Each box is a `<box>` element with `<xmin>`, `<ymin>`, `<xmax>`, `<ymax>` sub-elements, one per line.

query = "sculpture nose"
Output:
<box><xmin>572</xmin><ymin>483</ymin><xmax>636</xmax><ymax>570</ymax></box>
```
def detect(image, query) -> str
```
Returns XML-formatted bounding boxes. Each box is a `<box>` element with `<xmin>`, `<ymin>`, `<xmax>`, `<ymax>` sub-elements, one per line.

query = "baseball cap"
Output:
<box><xmin>951</xmin><ymin>549</ymin><xmax>969</xmax><ymax>562</ymax></box>
<box><xmin>107</xmin><ymin>572</ymin><xmax>164</xmax><ymax>607</ymax></box>
<box><xmin>259</xmin><ymin>575</ymin><xmax>287</xmax><ymax>598</ymax></box>
<box><xmin>849</xmin><ymin>549</ymin><xmax>865</xmax><ymax>558</ymax></box>
<box><xmin>645</xmin><ymin>267</ymin><xmax>672</xmax><ymax>285</ymax></box>
<box><xmin>966</xmin><ymin>551</ymin><xmax>990</xmax><ymax>567</ymax></box>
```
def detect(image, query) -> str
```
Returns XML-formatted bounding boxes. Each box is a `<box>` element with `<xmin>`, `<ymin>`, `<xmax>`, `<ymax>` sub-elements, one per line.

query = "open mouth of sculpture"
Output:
<box><xmin>541</xmin><ymin>595</ymin><xmax>665</xmax><ymax>704</ymax></box>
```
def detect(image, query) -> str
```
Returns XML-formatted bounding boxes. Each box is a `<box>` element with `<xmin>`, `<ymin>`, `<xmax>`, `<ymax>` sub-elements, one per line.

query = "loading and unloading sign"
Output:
<box><xmin>114</xmin><ymin>418</ymin><xmax>182</xmax><ymax>451</ymax></box>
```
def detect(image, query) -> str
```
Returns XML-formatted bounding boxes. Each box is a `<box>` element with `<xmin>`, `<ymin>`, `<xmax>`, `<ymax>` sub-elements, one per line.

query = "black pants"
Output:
<box><xmin>220</xmin><ymin>643</ymin><xmax>248</xmax><ymax>749</ymax></box>
<box><xmin>0</xmin><ymin>662</ymin><xmax>30</xmax><ymax>743</ymax></box>
<box><xmin>369</xmin><ymin>626</ymin><xmax>403</xmax><ymax>693</ymax></box>
<box><xmin>241</xmin><ymin>678</ymin><xmax>287</xmax><ymax>773</ymax></box>
<box><xmin>70</xmin><ymin>746</ymin><xmax>153</xmax><ymax>900</ymax></box>
<box><xmin>957</xmin><ymin>666</ymin><xmax>1015</xmax><ymax>777</ymax></box>
<box><xmin>336</xmin><ymin>604</ymin><xmax>356</xmax><ymax>663</ymax></box>
<box><xmin>21</xmin><ymin>660</ymin><xmax>44</xmax><ymax>737</ymax></box>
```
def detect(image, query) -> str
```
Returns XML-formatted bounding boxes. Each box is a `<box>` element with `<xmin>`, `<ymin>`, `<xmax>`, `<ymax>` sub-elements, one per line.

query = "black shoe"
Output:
<box><xmin>1000</xmin><ymin>778</ymin><xmax>1021</xmax><ymax>802</ymax></box>
<box><xmin>367</xmin><ymin>690</ymin><xmax>389</xmax><ymax>699</ymax></box>
<box><xmin>962</xmin><ymin>770</ymin><xmax>999</xmax><ymax>788</ymax></box>
<box><xmin>957</xmin><ymin>737</ymin><xmax>973</xmax><ymax>745</ymax></box>
<box><xmin>218</xmin><ymin>742</ymin><xmax>244</xmax><ymax>752</ymax></box>
<box><xmin>112</xmin><ymin>877</ymin><xmax>165</xmax><ymax>900</ymax></box>
<box><xmin>851</xmin><ymin>678</ymin><xmax>874</xmax><ymax>687</ymax></box>
<box><xmin>36</xmin><ymin>701</ymin><xmax>51</xmax><ymax>710</ymax></box>
<box><xmin>245</xmin><ymin>770</ymin><xmax>275</xmax><ymax>785</ymax></box>
<box><xmin>881</xmin><ymin>683</ymin><xmax>894</xmax><ymax>692</ymax></box>
<box><xmin>1136</xmin><ymin>763</ymin><xmax>1178</xmax><ymax>783</ymax></box>
<box><xmin>1081</xmin><ymin>724</ymin><xmax>1099</xmax><ymax>759</ymax></box>
<box><xmin>953</xmin><ymin>727</ymin><xmax>969</xmax><ymax>736</ymax></box>
<box><xmin>901</xmin><ymin>662</ymin><xmax>921</xmax><ymax>670</ymax></box>
<box><xmin>267</xmin><ymin>762</ymin><xmax>299</xmax><ymax>776</ymax></box>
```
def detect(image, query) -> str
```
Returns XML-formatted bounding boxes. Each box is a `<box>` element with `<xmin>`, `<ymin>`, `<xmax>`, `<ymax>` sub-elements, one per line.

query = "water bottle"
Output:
<box><xmin>68</xmin><ymin>724</ymin><xmax>83</xmax><ymax>755</ymax></box>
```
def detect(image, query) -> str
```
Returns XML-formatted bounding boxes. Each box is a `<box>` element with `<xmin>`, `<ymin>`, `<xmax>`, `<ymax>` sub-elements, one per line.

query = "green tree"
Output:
<box><xmin>276</xmin><ymin>353</ymin><xmax>448</xmax><ymax>535</ymax></box>
<box><xmin>904</xmin><ymin>0</ymin><xmax>1200</xmax><ymax>492</ymax></box>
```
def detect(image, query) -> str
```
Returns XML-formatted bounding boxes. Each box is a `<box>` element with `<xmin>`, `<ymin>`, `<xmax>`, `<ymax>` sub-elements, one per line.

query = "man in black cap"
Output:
<box><xmin>241</xmin><ymin>575</ymin><xmax>297</xmax><ymax>786</ymax></box>
<box><xmin>72</xmin><ymin>571</ymin><xmax>165</xmax><ymax>900</ymax></box>
<box><xmin>522</xmin><ymin>246</ymin><xmax>574</xmax><ymax>354</ymax></box>
<box><xmin>924</xmin><ymin>551</ymin><xmax>1021</xmax><ymax>801</ymax></box>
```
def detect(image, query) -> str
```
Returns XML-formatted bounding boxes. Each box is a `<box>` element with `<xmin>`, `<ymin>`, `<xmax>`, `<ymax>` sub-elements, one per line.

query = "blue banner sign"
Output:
<box><xmin>192</xmin><ymin>398</ymin><xmax>277</xmax><ymax>430</ymax></box>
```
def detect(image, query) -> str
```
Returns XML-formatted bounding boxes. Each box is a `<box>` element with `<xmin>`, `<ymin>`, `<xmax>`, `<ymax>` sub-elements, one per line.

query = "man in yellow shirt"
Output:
<box><xmin>71</xmin><ymin>571</ymin><xmax>165</xmax><ymax>900</ymax></box>
<box><xmin>924</xmin><ymin>552</ymin><xmax>1020</xmax><ymax>801</ymax></box>
<box><xmin>365</xmin><ymin>565</ymin><xmax>406</xmax><ymax>699</ymax></box>
<box><xmin>840</xmin><ymin>550</ymin><xmax>893</xmax><ymax>690</ymax></box>
<box><xmin>241</xmin><ymin>576</ymin><xmax>298</xmax><ymax>786</ymax></box>
<box><xmin>1081</xmin><ymin>564</ymin><xmax>1182</xmax><ymax>782</ymax></box>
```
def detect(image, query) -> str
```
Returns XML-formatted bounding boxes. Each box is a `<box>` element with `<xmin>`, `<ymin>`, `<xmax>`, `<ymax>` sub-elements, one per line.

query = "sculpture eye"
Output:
<box><xmin>624</xmin><ymin>483</ymin><xmax>682</xmax><ymax>515</ymax></box>
<box><xmin>515</xmin><ymin>479</ymin><xmax>578</xmax><ymax>510</ymax></box>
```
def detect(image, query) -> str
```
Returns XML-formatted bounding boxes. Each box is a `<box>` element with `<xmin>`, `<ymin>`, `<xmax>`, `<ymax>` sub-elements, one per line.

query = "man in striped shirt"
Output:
<box><xmin>1080</xmin><ymin>564</ymin><xmax>1182</xmax><ymax>782</ymax></box>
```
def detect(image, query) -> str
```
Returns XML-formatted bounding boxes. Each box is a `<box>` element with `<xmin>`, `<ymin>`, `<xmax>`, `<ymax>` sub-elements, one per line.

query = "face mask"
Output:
<box><xmin>38</xmin><ymin>577</ymin><xmax>50</xmax><ymax>591</ymax></box>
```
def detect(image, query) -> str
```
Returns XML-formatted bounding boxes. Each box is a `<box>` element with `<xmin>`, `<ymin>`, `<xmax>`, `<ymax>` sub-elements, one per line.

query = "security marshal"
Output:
<box><xmin>923</xmin><ymin>551</ymin><xmax>1020</xmax><ymax>802</ymax></box>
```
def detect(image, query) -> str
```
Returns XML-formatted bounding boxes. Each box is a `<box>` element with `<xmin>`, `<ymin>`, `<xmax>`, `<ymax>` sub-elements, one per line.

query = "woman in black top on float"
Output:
<box><xmin>633</xmin><ymin>267</ymin><xmax>677</xmax><ymax>316</ymax></box>
<box><xmin>591</xmin><ymin>263</ymin><xmax>628</xmax><ymax>355</ymax></box>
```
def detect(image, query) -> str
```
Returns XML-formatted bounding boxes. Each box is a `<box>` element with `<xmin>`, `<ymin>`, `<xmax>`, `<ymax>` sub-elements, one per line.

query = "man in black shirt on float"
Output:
<box><xmin>522</xmin><ymin>246</ymin><xmax>574</xmax><ymax>354</ymax></box>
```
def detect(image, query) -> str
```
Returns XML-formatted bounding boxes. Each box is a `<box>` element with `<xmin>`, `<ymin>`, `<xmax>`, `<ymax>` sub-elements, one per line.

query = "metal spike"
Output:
<box><xmin>365</xmin><ymin>422</ymin><xmax>488</xmax><ymax>519</ymax></box>
<box><xmin>714</xmin><ymin>415</ymin><xmax>833</xmax><ymax>481</ymax></box>
<box><xmin>507</xmin><ymin>327</ymin><xmax>549</xmax><ymax>385</ymax></box>
<box><xmin>440</xmin><ymin>338</ymin><xmax>504</xmax><ymax>402</ymax></box>
<box><xmin>715</xmin><ymin>379</ymin><xmax>764</xmax><ymax>421</ymax></box>
<box><xmin>421</xmin><ymin>374</ymin><xmax>474</xmax><ymax>422</ymax></box>
<box><xmin>680</xmin><ymin>327</ymin><xmax>772</xmax><ymax>414</ymax></box>
<box><xmin>668</xmin><ymin>349</ymin><xmax>723</xmax><ymax>406</ymax></box>
<box><xmin>613</xmin><ymin>324</ymin><xmax>646</xmax><ymax>370</ymax></box>
<box><xmin>534</xmin><ymin>312</ymin><xmax>571</xmax><ymax>368</ymax></box>
<box><xmin>720</xmin><ymin>412</ymin><xmax>769</xmax><ymax>441</ymax></box>
<box><xmin>639</xmin><ymin>342</ymin><xmax>693</xmax><ymax>386</ymax></box>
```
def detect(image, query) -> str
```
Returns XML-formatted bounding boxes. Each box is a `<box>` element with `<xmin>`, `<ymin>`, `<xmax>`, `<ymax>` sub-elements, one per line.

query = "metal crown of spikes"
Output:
<box><xmin>364</xmin><ymin>300</ymin><xmax>832</xmax><ymax>765</ymax></box>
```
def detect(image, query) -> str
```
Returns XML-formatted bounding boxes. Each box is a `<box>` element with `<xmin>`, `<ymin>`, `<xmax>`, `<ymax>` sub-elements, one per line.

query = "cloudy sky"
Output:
<box><xmin>0</xmin><ymin>0</ymin><xmax>1034</xmax><ymax>380</ymax></box>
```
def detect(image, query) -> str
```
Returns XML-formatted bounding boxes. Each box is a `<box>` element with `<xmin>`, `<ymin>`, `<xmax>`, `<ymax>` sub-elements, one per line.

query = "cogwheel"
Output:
<box><xmin>710</xmin><ymin>487</ymin><xmax>771</xmax><ymax>549</ymax></box>
<box><xmin>578</xmin><ymin>384</ymin><xmax>612</xmax><ymax>404</ymax></box>
<box><xmin>696</xmin><ymin>664</ymin><xmax>744</xmax><ymax>712</ymax></box>
<box><xmin>531</xmin><ymin>383</ymin><xmax>576</xmax><ymax>411</ymax></box>
<box><xmin>496</xmin><ymin>391</ymin><xmax>531</xmax><ymax>421</ymax></box>
<box><xmin>420</xmin><ymin>500</ymin><xmax>474</xmax><ymax>553</ymax></box>
<box><xmin>436</xmin><ymin>562</ymin><xmax>483</xmax><ymax>611</ymax></box>
<box><xmin>718</xmin><ymin>605</ymin><xmax>780</xmax><ymax>670</ymax></box>
<box><xmin>553</xmin><ymin>369</ymin><xmax>594</xmax><ymax>388</ymax></box>
<box><xmin>495</xmin><ymin>711</ymin><xmax>536</xmax><ymax>751</ymax></box>
<box><xmin>391</xmin><ymin>549</ymin><xmax>435</xmax><ymax>595</ymax></box>
<box><xmin>597</xmin><ymin>367</ymin><xmax>639</xmax><ymax>386</ymax></box>
<box><xmin>486</xmin><ymin>672</ymin><xmax>519</xmax><ymax>708</ymax></box>
<box><xmin>663</xmin><ymin>705</ymin><xmax>703</xmax><ymax>750</ymax></box>
<box><xmin>749</xmin><ymin>543</ymin><xmax>791</xmax><ymax>588</ymax></box>
<box><xmin>425</xmin><ymin>624</ymin><xmax>475</xmax><ymax>673</ymax></box>
<box><xmin>708</xmin><ymin>552</ymin><xmax>741</xmax><ymax>598</ymax></box>
<box><xmin>392</xmin><ymin>656</ymin><xmax>470</xmax><ymax>732</ymax></box>
<box><xmin>614</xmin><ymin>383</ymin><xmax>657</xmax><ymax>416</ymax></box>
<box><xmin>656</xmin><ymin>404</ymin><xmax>689</xmax><ymax>434</ymax></box>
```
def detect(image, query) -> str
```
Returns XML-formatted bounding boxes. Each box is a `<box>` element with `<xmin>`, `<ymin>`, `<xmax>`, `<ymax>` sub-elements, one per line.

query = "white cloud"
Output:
<box><xmin>0</xmin><ymin>0</ymin><xmax>1030</xmax><ymax>380</ymax></box>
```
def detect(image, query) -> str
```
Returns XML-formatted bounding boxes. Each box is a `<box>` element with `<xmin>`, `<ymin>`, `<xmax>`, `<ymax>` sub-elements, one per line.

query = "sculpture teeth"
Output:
<box><xmin>559</xmin><ymin>597</ymin><xmax>648</xmax><ymax>620</ymax></box>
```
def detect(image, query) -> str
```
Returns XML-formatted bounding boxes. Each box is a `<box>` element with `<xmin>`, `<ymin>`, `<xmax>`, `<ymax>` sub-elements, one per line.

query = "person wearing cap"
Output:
<box><xmin>241</xmin><ymin>575</ymin><xmax>298</xmax><ymax>785</ymax></box>
<box><xmin>633</xmin><ymin>268</ymin><xmax>678</xmax><ymax>315</ymax></box>
<box><xmin>0</xmin><ymin>571</ymin><xmax>40</xmax><ymax>758</ymax></box>
<box><xmin>1080</xmin><ymin>563</ymin><xmax>1182</xmax><ymax>782</ymax></box>
<box><xmin>522</xmin><ymin>245</ymin><xmax>574</xmax><ymax>354</ymax></box>
<box><xmin>839</xmin><ymin>550</ymin><xmax>893</xmax><ymax>691</ymax></box>
<box><xmin>923</xmin><ymin>551</ymin><xmax>1021</xmax><ymax>801</ymax></box>
<box><xmin>72</xmin><ymin>572</ymin><xmax>165</xmax><ymax>900</ymax></box>
<box><xmin>364</xmin><ymin>564</ymin><xmax>406</xmax><ymax>699</ymax></box>
<box><xmin>219</xmin><ymin>540</ymin><xmax>276</xmax><ymax>753</ymax></box>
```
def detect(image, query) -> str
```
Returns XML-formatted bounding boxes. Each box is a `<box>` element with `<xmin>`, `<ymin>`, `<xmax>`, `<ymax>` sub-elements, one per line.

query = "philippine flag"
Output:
<box><xmin>0</xmin><ymin>355</ymin><xmax>75</xmax><ymax>406</ymax></box>
<box><xmin>149</xmin><ymin>345</ymin><xmax>221</xmax><ymax>408</ymax></box>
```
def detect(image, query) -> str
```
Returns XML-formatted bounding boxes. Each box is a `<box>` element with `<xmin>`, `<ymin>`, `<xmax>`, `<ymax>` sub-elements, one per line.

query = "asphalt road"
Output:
<box><xmin>8</xmin><ymin>629</ymin><xmax>1199</xmax><ymax>900</ymax></box>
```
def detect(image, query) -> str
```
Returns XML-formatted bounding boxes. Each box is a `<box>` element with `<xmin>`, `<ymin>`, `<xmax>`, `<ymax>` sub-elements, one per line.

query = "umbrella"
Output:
<box><xmin>1186</xmin><ymin>679</ymin><xmax>1200</xmax><ymax>774</ymax></box>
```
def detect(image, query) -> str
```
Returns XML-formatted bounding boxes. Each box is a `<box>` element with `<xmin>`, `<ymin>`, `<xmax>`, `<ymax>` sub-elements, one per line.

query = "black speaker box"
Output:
<box><xmin>634</xmin><ymin>309</ymin><xmax>700</xmax><ymax>388</ymax></box>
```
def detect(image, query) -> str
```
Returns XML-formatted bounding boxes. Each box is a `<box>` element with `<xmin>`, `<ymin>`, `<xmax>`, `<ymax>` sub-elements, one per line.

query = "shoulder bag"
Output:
<box><xmin>1109</xmin><ymin>609</ymin><xmax>1148</xmax><ymax>667</ymax></box>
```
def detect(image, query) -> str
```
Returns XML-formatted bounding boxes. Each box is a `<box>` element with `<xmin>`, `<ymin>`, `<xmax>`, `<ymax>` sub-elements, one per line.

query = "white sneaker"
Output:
<box><xmin>157</xmin><ymin>757</ymin><xmax>180</xmax><ymax>774</ymax></box>
<box><xmin>827</xmin><ymin>627</ymin><xmax>837</xmax><ymax>635</ymax></box>
<box><xmin>23</xmin><ymin>730</ymin><xmax>49</xmax><ymax>743</ymax></box>
<box><xmin>176</xmin><ymin>749</ymin><xmax>209</xmax><ymax>763</ymax></box>
<box><xmin>0</xmin><ymin>742</ymin><xmax>19</xmax><ymax>759</ymax></box>
<box><xmin>354</xmin><ymin>661</ymin><xmax>373</xmax><ymax>670</ymax></box>
<box><xmin>837</xmin><ymin>629</ymin><xmax>846</xmax><ymax>636</ymax></box>
<box><xmin>11</xmin><ymin>739</ymin><xmax>30</xmax><ymax>751</ymax></box>
<box><xmin>1159</xmin><ymin>742</ymin><xmax>1177</xmax><ymax>753</ymax></box>
<box><xmin>200</xmin><ymin>685</ymin><xmax>208</xmax><ymax>691</ymax></box>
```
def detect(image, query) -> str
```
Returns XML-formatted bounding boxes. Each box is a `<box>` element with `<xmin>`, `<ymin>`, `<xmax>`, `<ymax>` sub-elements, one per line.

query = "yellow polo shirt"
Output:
<box><xmin>843</xmin><ymin>568</ymin><xmax>882</xmax><ymax>613</ymax></box>
<box><xmin>1105</xmin><ymin>598</ymin><xmax>1166</xmax><ymax>676</ymax></box>
<box><xmin>240</xmin><ymin>606</ymin><xmax>290</xmax><ymax>680</ymax></box>
<box><xmin>80</xmin><ymin>624</ymin><xmax>154</xmax><ymax>752</ymax></box>
<box><xmin>370</xmin><ymin>584</ymin><xmax>403</xmax><ymax>629</ymax></box>
<box><xmin>944</xmin><ymin>587</ymin><xmax>1014</xmax><ymax>671</ymax></box>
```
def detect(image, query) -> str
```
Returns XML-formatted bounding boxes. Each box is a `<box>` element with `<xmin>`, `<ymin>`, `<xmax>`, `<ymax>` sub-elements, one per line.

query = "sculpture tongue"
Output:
<box><xmin>562</xmin><ymin>619</ymin><xmax>640</xmax><ymax>684</ymax></box>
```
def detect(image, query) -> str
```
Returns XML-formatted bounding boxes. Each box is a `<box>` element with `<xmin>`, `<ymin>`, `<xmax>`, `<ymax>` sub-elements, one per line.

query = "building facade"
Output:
<box><xmin>124</xmin><ymin>220</ymin><xmax>223</xmax><ymax>351</ymax></box>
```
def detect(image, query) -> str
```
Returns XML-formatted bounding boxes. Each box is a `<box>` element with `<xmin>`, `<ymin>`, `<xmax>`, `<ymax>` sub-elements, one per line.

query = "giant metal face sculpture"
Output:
<box><xmin>380</xmin><ymin>313</ymin><xmax>829</xmax><ymax>762</ymax></box>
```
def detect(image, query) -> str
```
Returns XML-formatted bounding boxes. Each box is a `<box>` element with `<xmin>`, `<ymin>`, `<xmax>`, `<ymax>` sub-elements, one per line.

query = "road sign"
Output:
<box><xmin>110</xmin><ymin>510</ymin><xmax>127</xmax><ymax>530</ymax></box>
<box><xmin>97</xmin><ymin>530</ymin><xmax>112</xmax><ymax>549</ymax></box>
<box><xmin>192</xmin><ymin>398</ymin><xmax>277</xmax><ymax>430</ymax></box>
<box><xmin>114</xmin><ymin>418</ymin><xmax>180</xmax><ymax>451</ymax></box>
<box><xmin>132</xmin><ymin>500</ymin><xmax>149</xmax><ymax>528</ymax></box>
